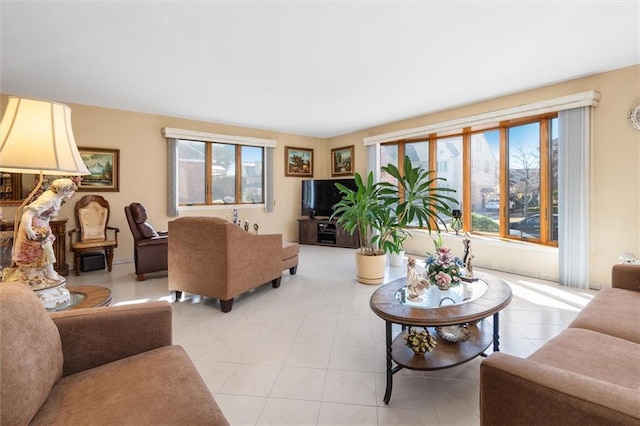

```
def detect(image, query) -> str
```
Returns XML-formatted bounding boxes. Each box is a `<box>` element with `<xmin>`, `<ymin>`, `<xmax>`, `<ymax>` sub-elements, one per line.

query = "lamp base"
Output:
<box><xmin>2</xmin><ymin>266</ymin><xmax>70</xmax><ymax>309</ymax></box>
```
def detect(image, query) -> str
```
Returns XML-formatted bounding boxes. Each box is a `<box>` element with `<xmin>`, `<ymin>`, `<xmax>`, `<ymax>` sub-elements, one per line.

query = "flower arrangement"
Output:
<box><xmin>404</xmin><ymin>327</ymin><xmax>438</xmax><ymax>354</ymax></box>
<box><xmin>424</xmin><ymin>235</ymin><xmax>464</xmax><ymax>291</ymax></box>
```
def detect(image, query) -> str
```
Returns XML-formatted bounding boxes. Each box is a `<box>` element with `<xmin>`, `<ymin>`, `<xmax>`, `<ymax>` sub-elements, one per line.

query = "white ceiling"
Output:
<box><xmin>1</xmin><ymin>1</ymin><xmax>638</xmax><ymax>138</ymax></box>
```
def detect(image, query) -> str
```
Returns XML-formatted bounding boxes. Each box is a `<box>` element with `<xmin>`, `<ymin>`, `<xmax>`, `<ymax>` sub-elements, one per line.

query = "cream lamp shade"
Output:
<box><xmin>0</xmin><ymin>97</ymin><xmax>90</xmax><ymax>176</ymax></box>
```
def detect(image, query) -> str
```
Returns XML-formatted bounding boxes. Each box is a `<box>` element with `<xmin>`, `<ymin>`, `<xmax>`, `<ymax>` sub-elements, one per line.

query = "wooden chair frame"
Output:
<box><xmin>68</xmin><ymin>195</ymin><xmax>119</xmax><ymax>275</ymax></box>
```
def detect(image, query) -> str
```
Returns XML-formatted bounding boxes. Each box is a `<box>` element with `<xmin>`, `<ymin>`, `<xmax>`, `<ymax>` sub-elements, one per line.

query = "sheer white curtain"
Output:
<box><xmin>167</xmin><ymin>137</ymin><xmax>179</xmax><ymax>217</ymax></box>
<box><xmin>265</xmin><ymin>147</ymin><xmax>274</xmax><ymax>212</ymax></box>
<box><xmin>367</xmin><ymin>144</ymin><xmax>377</xmax><ymax>177</ymax></box>
<box><xmin>558</xmin><ymin>107</ymin><xmax>590</xmax><ymax>288</ymax></box>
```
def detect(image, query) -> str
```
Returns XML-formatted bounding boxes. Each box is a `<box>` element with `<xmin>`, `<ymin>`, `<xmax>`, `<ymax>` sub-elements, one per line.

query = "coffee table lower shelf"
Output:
<box><xmin>391</xmin><ymin>320</ymin><xmax>493</xmax><ymax>371</ymax></box>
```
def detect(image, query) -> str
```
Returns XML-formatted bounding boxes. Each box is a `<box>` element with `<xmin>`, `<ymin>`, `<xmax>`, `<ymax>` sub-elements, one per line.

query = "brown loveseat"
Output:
<box><xmin>168</xmin><ymin>217</ymin><xmax>299</xmax><ymax>312</ymax></box>
<box><xmin>124</xmin><ymin>202</ymin><xmax>168</xmax><ymax>280</ymax></box>
<box><xmin>0</xmin><ymin>281</ymin><xmax>229</xmax><ymax>425</ymax></box>
<box><xmin>480</xmin><ymin>264</ymin><xmax>640</xmax><ymax>425</ymax></box>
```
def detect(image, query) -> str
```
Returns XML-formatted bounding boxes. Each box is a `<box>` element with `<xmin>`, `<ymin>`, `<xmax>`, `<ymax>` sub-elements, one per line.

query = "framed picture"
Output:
<box><xmin>77</xmin><ymin>147</ymin><xmax>120</xmax><ymax>191</ymax></box>
<box><xmin>285</xmin><ymin>146</ymin><xmax>313</xmax><ymax>177</ymax></box>
<box><xmin>331</xmin><ymin>145</ymin><xmax>354</xmax><ymax>177</ymax></box>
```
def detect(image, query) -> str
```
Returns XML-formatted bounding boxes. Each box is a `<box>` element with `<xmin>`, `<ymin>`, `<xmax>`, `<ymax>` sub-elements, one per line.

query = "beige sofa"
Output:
<box><xmin>168</xmin><ymin>217</ymin><xmax>299</xmax><ymax>312</ymax></box>
<box><xmin>0</xmin><ymin>281</ymin><xmax>229</xmax><ymax>425</ymax></box>
<box><xmin>480</xmin><ymin>264</ymin><xmax>640</xmax><ymax>425</ymax></box>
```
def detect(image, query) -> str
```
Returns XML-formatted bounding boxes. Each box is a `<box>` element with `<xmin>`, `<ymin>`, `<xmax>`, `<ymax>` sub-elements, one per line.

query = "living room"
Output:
<box><xmin>1</xmin><ymin>2</ymin><xmax>639</xmax><ymax>425</ymax></box>
<box><xmin>1</xmin><ymin>66</ymin><xmax>638</xmax><ymax>287</ymax></box>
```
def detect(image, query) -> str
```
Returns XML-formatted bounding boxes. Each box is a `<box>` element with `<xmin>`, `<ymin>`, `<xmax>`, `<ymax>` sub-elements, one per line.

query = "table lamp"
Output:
<box><xmin>0</xmin><ymin>96</ymin><xmax>90</xmax><ymax>308</ymax></box>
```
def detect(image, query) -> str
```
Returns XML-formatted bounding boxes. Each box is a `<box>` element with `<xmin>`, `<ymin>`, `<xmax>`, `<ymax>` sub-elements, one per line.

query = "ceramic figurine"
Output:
<box><xmin>3</xmin><ymin>178</ymin><xmax>77</xmax><ymax>284</ymax></box>
<box><xmin>463</xmin><ymin>233</ymin><xmax>475</xmax><ymax>279</ymax></box>
<box><xmin>406</xmin><ymin>256</ymin><xmax>429</xmax><ymax>300</ymax></box>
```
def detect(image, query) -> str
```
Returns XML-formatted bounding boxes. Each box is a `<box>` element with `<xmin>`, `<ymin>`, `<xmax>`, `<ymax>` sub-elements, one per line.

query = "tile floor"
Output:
<box><xmin>66</xmin><ymin>245</ymin><xmax>597</xmax><ymax>426</ymax></box>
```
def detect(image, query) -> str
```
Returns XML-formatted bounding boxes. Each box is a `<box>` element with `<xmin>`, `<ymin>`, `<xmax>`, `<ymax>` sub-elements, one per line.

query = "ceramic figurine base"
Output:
<box><xmin>2</xmin><ymin>265</ymin><xmax>71</xmax><ymax>309</ymax></box>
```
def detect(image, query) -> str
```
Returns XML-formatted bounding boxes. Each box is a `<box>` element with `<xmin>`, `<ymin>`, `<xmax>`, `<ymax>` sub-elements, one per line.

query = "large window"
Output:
<box><xmin>470</xmin><ymin>130</ymin><xmax>501</xmax><ymax>234</ymax></box>
<box><xmin>380</xmin><ymin>114</ymin><xmax>558</xmax><ymax>246</ymax></box>
<box><xmin>177</xmin><ymin>139</ymin><xmax>264</xmax><ymax>206</ymax></box>
<box><xmin>436</xmin><ymin>136</ymin><xmax>463</xmax><ymax>220</ymax></box>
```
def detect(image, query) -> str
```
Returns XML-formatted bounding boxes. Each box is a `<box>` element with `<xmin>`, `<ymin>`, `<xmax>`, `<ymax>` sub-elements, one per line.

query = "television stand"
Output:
<box><xmin>297</xmin><ymin>218</ymin><xmax>359</xmax><ymax>249</ymax></box>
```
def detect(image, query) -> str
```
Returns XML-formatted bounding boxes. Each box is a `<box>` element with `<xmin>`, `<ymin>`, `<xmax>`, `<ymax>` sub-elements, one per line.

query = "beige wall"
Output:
<box><xmin>1</xmin><ymin>65</ymin><xmax>638</xmax><ymax>286</ymax></box>
<box><xmin>327</xmin><ymin>65</ymin><xmax>640</xmax><ymax>288</ymax></box>
<box><xmin>0</xmin><ymin>97</ymin><xmax>324</xmax><ymax>266</ymax></box>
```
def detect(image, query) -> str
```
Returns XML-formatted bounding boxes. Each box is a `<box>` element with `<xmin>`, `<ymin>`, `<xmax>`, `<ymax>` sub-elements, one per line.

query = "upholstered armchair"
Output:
<box><xmin>68</xmin><ymin>195</ymin><xmax>119</xmax><ymax>275</ymax></box>
<box><xmin>0</xmin><ymin>281</ymin><xmax>229</xmax><ymax>425</ymax></box>
<box><xmin>168</xmin><ymin>217</ymin><xmax>299</xmax><ymax>312</ymax></box>
<box><xmin>124</xmin><ymin>202</ymin><xmax>168</xmax><ymax>281</ymax></box>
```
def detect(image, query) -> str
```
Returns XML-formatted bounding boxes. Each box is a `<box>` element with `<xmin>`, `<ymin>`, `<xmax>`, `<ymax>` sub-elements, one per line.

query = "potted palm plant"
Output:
<box><xmin>332</xmin><ymin>156</ymin><xmax>457</xmax><ymax>284</ymax></box>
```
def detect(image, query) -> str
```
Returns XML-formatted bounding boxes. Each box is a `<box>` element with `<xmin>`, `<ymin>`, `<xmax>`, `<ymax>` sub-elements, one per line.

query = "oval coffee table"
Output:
<box><xmin>46</xmin><ymin>285</ymin><xmax>113</xmax><ymax>312</ymax></box>
<box><xmin>370</xmin><ymin>272</ymin><xmax>512</xmax><ymax>404</ymax></box>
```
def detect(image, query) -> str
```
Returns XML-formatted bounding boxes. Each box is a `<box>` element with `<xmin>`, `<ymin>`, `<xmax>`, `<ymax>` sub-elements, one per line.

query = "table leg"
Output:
<box><xmin>383</xmin><ymin>320</ymin><xmax>393</xmax><ymax>404</ymax></box>
<box><xmin>492</xmin><ymin>312</ymin><xmax>500</xmax><ymax>352</ymax></box>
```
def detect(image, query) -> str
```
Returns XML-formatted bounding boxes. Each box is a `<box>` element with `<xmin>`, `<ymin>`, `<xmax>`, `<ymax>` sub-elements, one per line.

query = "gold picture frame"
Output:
<box><xmin>331</xmin><ymin>145</ymin><xmax>354</xmax><ymax>177</ymax></box>
<box><xmin>77</xmin><ymin>147</ymin><xmax>120</xmax><ymax>191</ymax></box>
<box><xmin>285</xmin><ymin>146</ymin><xmax>313</xmax><ymax>177</ymax></box>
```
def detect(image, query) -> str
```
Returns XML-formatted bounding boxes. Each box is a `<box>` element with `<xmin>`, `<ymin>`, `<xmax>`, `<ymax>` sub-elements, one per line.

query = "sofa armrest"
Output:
<box><xmin>480</xmin><ymin>353</ymin><xmax>640</xmax><ymax>425</ymax></box>
<box><xmin>612</xmin><ymin>264</ymin><xmax>640</xmax><ymax>291</ymax></box>
<box><xmin>50</xmin><ymin>301</ymin><xmax>172</xmax><ymax>377</ymax></box>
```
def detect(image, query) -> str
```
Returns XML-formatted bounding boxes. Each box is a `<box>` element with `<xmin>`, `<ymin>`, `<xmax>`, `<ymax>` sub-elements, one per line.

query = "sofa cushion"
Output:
<box><xmin>568</xmin><ymin>287</ymin><xmax>640</xmax><ymax>344</ymax></box>
<box><xmin>130</xmin><ymin>202</ymin><xmax>148</xmax><ymax>223</ymax></box>
<box><xmin>282</xmin><ymin>241</ymin><xmax>299</xmax><ymax>260</ymax></box>
<box><xmin>130</xmin><ymin>202</ymin><xmax>160</xmax><ymax>238</ymax></box>
<box><xmin>528</xmin><ymin>328</ymin><xmax>640</xmax><ymax>389</ymax></box>
<box><xmin>0</xmin><ymin>282</ymin><xmax>64</xmax><ymax>425</ymax></box>
<box><xmin>138</xmin><ymin>221</ymin><xmax>160</xmax><ymax>239</ymax></box>
<box><xmin>31</xmin><ymin>345</ymin><xmax>229</xmax><ymax>425</ymax></box>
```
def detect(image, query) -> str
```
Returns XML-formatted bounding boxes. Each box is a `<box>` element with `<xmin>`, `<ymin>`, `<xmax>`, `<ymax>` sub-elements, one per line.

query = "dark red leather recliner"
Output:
<box><xmin>124</xmin><ymin>203</ymin><xmax>168</xmax><ymax>281</ymax></box>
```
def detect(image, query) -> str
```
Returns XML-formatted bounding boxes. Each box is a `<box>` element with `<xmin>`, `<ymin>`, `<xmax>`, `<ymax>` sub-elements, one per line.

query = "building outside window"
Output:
<box><xmin>379</xmin><ymin>113</ymin><xmax>558</xmax><ymax>246</ymax></box>
<box><xmin>177</xmin><ymin>139</ymin><xmax>264</xmax><ymax>206</ymax></box>
<box><xmin>470</xmin><ymin>130</ymin><xmax>501</xmax><ymax>235</ymax></box>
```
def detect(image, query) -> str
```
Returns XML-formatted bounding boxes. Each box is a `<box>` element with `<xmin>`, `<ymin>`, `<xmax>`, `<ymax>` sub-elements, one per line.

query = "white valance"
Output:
<box><xmin>161</xmin><ymin>127</ymin><xmax>277</xmax><ymax>148</ymax></box>
<box><xmin>363</xmin><ymin>90</ymin><xmax>600</xmax><ymax>146</ymax></box>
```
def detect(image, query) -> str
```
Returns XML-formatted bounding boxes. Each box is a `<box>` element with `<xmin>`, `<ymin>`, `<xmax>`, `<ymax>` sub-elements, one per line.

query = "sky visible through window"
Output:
<box><xmin>484</xmin><ymin>122</ymin><xmax>558</xmax><ymax>158</ymax></box>
<box><xmin>243</xmin><ymin>147</ymin><xmax>262</xmax><ymax>162</ymax></box>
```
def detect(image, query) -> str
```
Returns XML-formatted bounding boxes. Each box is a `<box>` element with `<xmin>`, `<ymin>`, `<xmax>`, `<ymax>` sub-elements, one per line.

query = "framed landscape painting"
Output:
<box><xmin>77</xmin><ymin>147</ymin><xmax>120</xmax><ymax>191</ymax></box>
<box><xmin>285</xmin><ymin>146</ymin><xmax>313</xmax><ymax>177</ymax></box>
<box><xmin>331</xmin><ymin>145</ymin><xmax>354</xmax><ymax>177</ymax></box>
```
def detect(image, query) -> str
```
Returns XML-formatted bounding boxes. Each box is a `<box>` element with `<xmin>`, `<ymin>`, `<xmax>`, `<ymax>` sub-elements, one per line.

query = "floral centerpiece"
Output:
<box><xmin>424</xmin><ymin>235</ymin><xmax>464</xmax><ymax>290</ymax></box>
<box><xmin>403</xmin><ymin>327</ymin><xmax>438</xmax><ymax>354</ymax></box>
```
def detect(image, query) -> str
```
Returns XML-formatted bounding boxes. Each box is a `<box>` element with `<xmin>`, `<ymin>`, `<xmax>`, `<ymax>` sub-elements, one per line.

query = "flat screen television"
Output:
<box><xmin>301</xmin><ymin>178</ymin><xmax>357</xmax><ymax>218</ymax></box>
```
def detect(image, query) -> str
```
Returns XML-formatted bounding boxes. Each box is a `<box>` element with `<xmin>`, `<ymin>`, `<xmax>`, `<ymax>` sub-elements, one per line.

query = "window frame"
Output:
<box><xmin>177</xmin><ymin>139</ymin><xmax>265</xmax><ymax>207</ymax></box>
<box><xmin>380</xmin><ymin>112</ymin><xmax>558</xmax><ymax>246</ymax></box>
<box><xmin>163</xmin><ymin>126</ymin><xmax>277</xmax><ymax>215</ymax></box>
